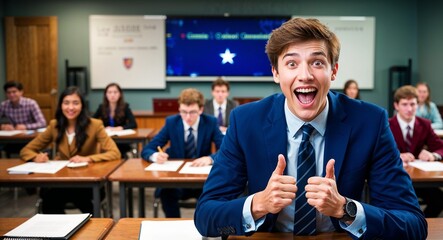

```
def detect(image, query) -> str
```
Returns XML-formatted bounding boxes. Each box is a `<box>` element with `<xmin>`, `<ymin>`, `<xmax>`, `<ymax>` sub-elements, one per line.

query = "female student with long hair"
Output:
<box><xmin>93</xmin><ymin>82</ymin><xmax>137</xmax><ymax>158</ymax></box>
<box><xmin>20</xmin><ymin>86</ymin><xmax>120</xmax><ymax>213</ymax></box>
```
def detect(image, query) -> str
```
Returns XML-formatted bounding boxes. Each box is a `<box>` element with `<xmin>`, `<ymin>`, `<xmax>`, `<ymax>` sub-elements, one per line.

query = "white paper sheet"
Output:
<box><xmin>0</xmin><ymin>130</ymin><xmax>23</xmax><ymax>136</ymax></box>
<box><xmin>408</xmin><ymin>160</ymin><xmax>443</xmax><ymax>171</ymax></box>
<box><xmin>4</xmin><ymin>213</ymin><xmax>90</xmax><ymax>238</ymax></box>
<box><xmin>7</xmin><ymin>161</ymin><xmax>70</xmax><ymax>174</ymax></box>
<box><xmin>144</xmin><ymin>160</ymin><xmax>184</xmax><ymax>172</ymax></box>
<box><xmin>179</xmin><ymin>162</ymin><xmax>212</xmax><ymax>174</ymax></box>
<box><xmin>139</xmin><ymin>220</ymin><xmax>202</xmax><ymax>240</ymax></box>
<box><xmin>106</xmin><ymin>129</ymin><xmax>136</xmax><ymax>136</ymax></box>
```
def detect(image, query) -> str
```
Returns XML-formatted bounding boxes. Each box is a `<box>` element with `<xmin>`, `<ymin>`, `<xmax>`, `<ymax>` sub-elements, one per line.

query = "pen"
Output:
<box><xmin>157</xmin><ymin>146</ymin><xmax>164</xmax><ymax>153</ymax></box>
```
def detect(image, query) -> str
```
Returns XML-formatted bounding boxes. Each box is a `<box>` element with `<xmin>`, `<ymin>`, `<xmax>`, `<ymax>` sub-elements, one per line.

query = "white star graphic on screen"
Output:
<box><xmin>220</xmin><ymin>49</ymin><xmax>236</xmax><ymax>64</ymax></box>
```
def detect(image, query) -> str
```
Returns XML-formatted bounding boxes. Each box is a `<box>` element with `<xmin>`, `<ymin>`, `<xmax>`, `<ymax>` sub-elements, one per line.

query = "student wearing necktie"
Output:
<box><xmin>389</xmin><ymin>85</ymin><xmax>443</xmax><ymax>217</ymax></box>
<box><xmin>141</xmin><ymin>88</ymin><xmax>224</xmax><ymax>217</ymax></box>
<box><xmin>203</xmin><ymin>77</ymin><xmax>238</xmax><ymax>133</ymax></box>
<box><xmin>195</xmin><ymin>18</ymin><xmax>426</xmax><ymax>239</ymax></box>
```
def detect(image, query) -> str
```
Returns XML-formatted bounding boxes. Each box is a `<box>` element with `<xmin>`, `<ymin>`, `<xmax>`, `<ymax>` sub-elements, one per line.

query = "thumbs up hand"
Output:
<box><xmin>305</xmin><ymin>159</ymin><xmax>346</xmax><ymax>218</ymax></box>
<box><xmin>251</xmin><ymin>154</ymin><xmax>297</xmax><ymax>220</ymax></box>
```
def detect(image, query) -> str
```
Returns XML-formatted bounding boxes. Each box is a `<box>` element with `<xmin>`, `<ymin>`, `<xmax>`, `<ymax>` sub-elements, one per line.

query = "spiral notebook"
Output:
<box><xmin>2</xmin><ymin>213</ymin><xmax>91</xmax><ymax>239</ymax></box>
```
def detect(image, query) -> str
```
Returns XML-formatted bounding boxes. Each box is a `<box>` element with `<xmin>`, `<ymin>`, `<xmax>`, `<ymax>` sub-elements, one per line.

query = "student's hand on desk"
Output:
<box><xmin>69</xmin><ymin>155</ymin><xmax>92</xmax><ymax>163</ymax></box>
<box><xmin>156</xmin><ymin>152</ymin><xmax>169</xmax><ymax>164</ymax></box>
<box><xmin>106</xmin><ymin>126</ymin><xmax>124</xmax><ymax>131</ymax></box>
<box><xmin>305</xmin><ymin>159</ymin><xmax>345</xmax><ymax>219</ymax></box>
<box><xmin>251</xmin><ymin>154</ymin><xmax>297</xmax><ymax>220</ymax></box>
<box><xmin>1</xmin><ymin>124</ymin><xmax>14</xmax><ymax>130</ymax></box>
<box><xmin>15</xmin><ymin>124</ymin><xmax>26</xmax><ymax>130</ymax></box>
<box><xmin>400</xmin><ymin>152</ymin><xmax>415</xmax><ymax>167</ymax></box>
<box><xmin>34</xmin><ymin>152</ymin><xmax>49</xmax><ymax>163</ymax></box>
<box><xmin>190</xmin><ymin>156</ymin><xmax>212</xmax><ymax>167</ymax></box>
<box><xmin>418</xmin><ymin>149</ymin><xmax>435</xmax><ymax>161</ymax></box>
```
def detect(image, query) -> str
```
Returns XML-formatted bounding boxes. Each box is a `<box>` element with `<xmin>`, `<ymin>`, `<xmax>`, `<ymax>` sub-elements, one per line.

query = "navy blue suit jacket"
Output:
<box><xmin>195</xmin><ymin>92</ymin><xmax>427</xmax><ymax>239</ymax></box>
<box><xmin>141</xmin><ymin>113</ymin><xmax>224</xmax><ymax>160</ymax></box>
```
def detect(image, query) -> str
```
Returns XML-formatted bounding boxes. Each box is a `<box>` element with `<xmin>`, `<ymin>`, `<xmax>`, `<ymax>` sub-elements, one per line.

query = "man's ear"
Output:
<box><xmin>272</xmin><ymin>66</ymin><xmax>280</xmax><ymax>83</ymax></box>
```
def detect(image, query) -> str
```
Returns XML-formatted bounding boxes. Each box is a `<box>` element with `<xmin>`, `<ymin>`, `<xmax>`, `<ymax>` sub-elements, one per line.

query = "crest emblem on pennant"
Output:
<box><xmin>123</xmin><ymin>58</ymin><xmax>133</xmax><ymax>69</ymax></box>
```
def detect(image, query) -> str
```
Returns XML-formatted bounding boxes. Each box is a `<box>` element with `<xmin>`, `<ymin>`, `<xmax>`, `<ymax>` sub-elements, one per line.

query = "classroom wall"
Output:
<box><xmin>417</xmin><ymin>0</ymin><xmax>443</xmax><ymax>104</ymax></box>
<box><xmin>1</xmin><ymin>0</ymin><xmax>421</xmax><ymax>112</ymax></box>
<box><xmin>0</xmin><ymin>1</ymin><xmax>5</xmax><ymax>100</ymax></box>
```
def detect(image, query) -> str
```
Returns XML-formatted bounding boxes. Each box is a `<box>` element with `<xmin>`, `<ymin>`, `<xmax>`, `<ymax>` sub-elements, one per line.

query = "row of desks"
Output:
<box><xmin>1</xmin><ymin>158</ymin><xmax>443</xmax><ymax>219</ymax></box>
<box><xmin>1</xmin><ymin>218</ymin><xmax>442</xmax><ymax>240</ymax></box>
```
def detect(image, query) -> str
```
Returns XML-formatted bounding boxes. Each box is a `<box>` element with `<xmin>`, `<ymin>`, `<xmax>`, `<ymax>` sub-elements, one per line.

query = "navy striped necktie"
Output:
<box><xmin>217</xmin><ymin>106</ymin><xmax>224</xmax><ymax>126</ymax></box>
<box><xmin>185</xmin><ymin>127</ymin><xmax>196</xmax><ymax>158</ymax></box>
<box><xmin>294</xmin><ymin>124</ymin><xmax>316</xmax><ymax>235</ymax></box>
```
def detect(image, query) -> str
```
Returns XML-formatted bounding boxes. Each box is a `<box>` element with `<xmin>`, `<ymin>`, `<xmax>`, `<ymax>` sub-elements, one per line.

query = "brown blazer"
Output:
<box><xmin>20</xmin><ymin>118</ymin><xmax>120</xmax><ymax>162</ymax></box>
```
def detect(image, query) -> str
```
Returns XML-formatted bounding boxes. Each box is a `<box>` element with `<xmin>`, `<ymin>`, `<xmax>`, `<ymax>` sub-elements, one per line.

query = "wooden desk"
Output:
<box><xmin>133</xmin><ymin>111</ymin><xmax>175</xmax><ymax>129</ymax></box>
<box><xmin>106</xmin><ymin>218</ymin><xmax>443</xmax><ymax>240</ymax></box>
<box><xmin>109</xmin><ymin>128</ymin><xmax>155</xmax><ymax>157</ymax></box>
<box><xmin>108</xmin><ymin>159</ymin><xmax>207</xmax><ymax>218</ymax></box>
<box><xmin>0</xmin><ymin>159</ymin><xmax>123</xmax><ymax>217</ymax></box>
<box><xmin>406</xmin><ymin>165</ymin><xmax>443</xmax><ymax>187</ymax></box>
<box><xmin>0</xmin><ymin>131</ymin><xmax>38</xmax><ymax>144</ymax></box>
<box><xmin>0</xmin><ymin>218</ymin><xmax>114</xmax><ymax>240</ymax></box>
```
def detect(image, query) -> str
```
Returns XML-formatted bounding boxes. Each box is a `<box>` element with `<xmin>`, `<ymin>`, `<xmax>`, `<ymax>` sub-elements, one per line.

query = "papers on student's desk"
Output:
<box><xmin>3</xmin><ymin>213</ymin><xmax>91</xmax><ymax>239</ymax></box>
<box><xmin>408</xmin><ymin>160</ymin><xmax>443</xmax><ymax>171</ymax></box>
<box><xmin>106</xmin><ymin>129</ymin><xmax>136</xmax><ymax>136</ymax></box>
<box><xmin>139</xmin><ymin>220</ymin><xmax>202</xmax><ymax>240</ymax></box>
<box><xmin>145</xmin><ymin>160</ymin><xmax>184</xmax><ymax>172</ymax></box>
<box><xmin>7</xmin><ymin>161</ymin><xmax>70</xmax><ymax>174</ymax></box>
<box><xmin>179</xmin><ymin>162</ymin><xmax>212</xmax><ymax>174</ymax></box>
<box><xmin>0</xmin><ymin>130</ymin><xmax>24</xmax><ymax>136</ymax></box>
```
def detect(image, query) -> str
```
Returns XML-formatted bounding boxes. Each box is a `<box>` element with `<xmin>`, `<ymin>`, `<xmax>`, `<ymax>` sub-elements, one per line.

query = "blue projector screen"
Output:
<box><xmin>165</xmin><ymin>16</ymin><xmax>290</xmax><ymax>81</ymax></box>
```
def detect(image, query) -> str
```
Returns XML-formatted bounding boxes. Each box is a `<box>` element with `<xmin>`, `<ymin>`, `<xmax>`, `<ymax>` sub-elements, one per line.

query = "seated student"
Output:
<box><xmin>389</xmin><ymin>85</ymin><xmax>443</xmax><ymax>217</ymax></box>
<box><xmin>343</xmin><ymin>79</ymin><xmax>360</xmax><ymax>99</ymax></box>
<box><xmin>93</xmin><ymin>82</ymin><xmax>137</xmax><ymax>158</ymax></box>
<box><xmin>141</xmin><ymin>88</ymin><xmax>224</xmax><ymax>217</ymax></box>
<box><xmin>0</xmin><ymin>81</ymin><xmax>47</xmax><ymax>157</ymax></box>
<box><xmin>416</xmin><ymin>82</ymin><xmax>443</xmax><ymax>129</ymax></box>
<box><xmin>20</xmin><ymin>86</ymin><xmax>120</xmax><ymax>214</ymax></box>
<box><xmin>203</xmin><ymin>77</ymin><xmax>238</xmax><ymax>133</ymax></box>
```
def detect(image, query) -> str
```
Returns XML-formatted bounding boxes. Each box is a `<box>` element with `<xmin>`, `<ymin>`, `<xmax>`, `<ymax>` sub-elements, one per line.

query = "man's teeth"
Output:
<box><xmin>296</xmin><ymin>88</ymin><xmax>316</xmax><ymax>93</ymax></box>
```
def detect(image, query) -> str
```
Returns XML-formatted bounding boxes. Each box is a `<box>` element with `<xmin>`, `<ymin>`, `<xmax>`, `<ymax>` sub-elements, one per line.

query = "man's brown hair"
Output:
<box><xmin>178</xmin><ymin>88</ymin><xmax>205</xmax><ymax>108</ymax></box>
<box><xmin>265</xmin><ymin>18</ymin><xmax>340</xmax><ymax>71</ymax></box>
<box><xmin>394</xmin><ymin>85</ymin><xmax>418</xmax><ymax>103</ymax></box>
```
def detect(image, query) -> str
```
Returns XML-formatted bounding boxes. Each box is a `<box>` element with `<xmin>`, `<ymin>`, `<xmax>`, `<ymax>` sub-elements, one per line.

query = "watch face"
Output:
<box><xmin>346</xmin><ymin>200</ymin><xmax>357</xmax><ymax>217</ymax></box>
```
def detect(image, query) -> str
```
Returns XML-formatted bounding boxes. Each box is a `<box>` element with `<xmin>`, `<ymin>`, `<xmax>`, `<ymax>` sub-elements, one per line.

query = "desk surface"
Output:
<box><xmin>108</xmin><ymin>158</ymin><xmax>207</xmax><ymax>185</ymax></box>
<box><xmin>0</xmin><ymin>218</ymin><xmax>114</xmax><ymax>240</ymax></box>
<box><xmin>109</xmin><ymin>128</ymin><xmax>155</xmax><ymax>141</ymax></box>
<box><xmin>106</xmin><ymin>218</ymin><xmax>443</xmax><ymax>240</ymax></box>
<box><xmin>405</xmin><ymin>165</ymin><xmax>443</xmax><ymax>185</ymax></box>
<box><xmin>0</xmin><ymin>159</ymin><xmax>122</xmax><ymax>183</ymax></box>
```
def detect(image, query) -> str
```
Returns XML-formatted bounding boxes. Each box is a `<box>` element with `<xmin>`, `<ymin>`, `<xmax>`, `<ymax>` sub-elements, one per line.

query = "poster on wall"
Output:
<box><xmin>89</xmin><ymin>15</ymin><xmax>166</xmax><ymax>89</ymax></box>
<box><xmin>293</xmin><ymin>16</ymin><xmax>375</xmax><ymax>90</ymax></box>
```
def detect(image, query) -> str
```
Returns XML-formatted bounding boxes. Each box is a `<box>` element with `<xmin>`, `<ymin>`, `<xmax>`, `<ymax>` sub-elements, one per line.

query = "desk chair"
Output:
<box><xmin>35</xmin><ymin>188</ymin><xmax>111</xmax><ymax>217</ymax></box>
<box><xmin>152</xmin><ymin>188</ymin><xmax>197</xmax><ymax>218</ymax></box>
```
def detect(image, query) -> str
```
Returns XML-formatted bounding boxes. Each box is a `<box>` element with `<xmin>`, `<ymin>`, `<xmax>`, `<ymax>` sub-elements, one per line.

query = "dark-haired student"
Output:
<box><xmin>93</xmin><ymin>82</ymin><xmax>137</xmax><ymax>158</ymax></box>
<box><xmin>0</xmin><ymin>81</ymin><xmax>47</xmax><ymax>158</ymax></box>
<box><xmin>20</xmin><ymin>86</ymin><xmax>120</xmax><ymax>214</ymax></box>
<box><xmin>141</xmin><ymin>88</ymin><xmax>224</xmax><ymax>218</ymax></box>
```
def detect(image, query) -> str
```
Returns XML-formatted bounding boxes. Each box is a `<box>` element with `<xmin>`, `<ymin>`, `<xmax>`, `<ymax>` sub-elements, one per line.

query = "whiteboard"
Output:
<box><xmin>293</xmin><ymin>16</ymin><xmax>375</xmax><ymax>89</ymax></box>
<box><xmin>89</xmin><ymin>15</ymin><xmax>166</xmax><ymax>89</ymax></box>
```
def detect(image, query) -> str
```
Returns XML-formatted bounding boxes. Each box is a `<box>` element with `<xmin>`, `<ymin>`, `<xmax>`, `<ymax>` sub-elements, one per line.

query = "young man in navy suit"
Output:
<box><xmin>141</xmin><ymin>88</ymin><xmax>224</xmax><ymax>217</ymax></box>
<box><xmin>195</xmin><ymin>18</ymin><xmax>427</xmax><ymax>239</ymax></box>
<box><xmin>389</xmin><ymin>85</ymin><xmax>443</xmax><ymax>217</ymax></box>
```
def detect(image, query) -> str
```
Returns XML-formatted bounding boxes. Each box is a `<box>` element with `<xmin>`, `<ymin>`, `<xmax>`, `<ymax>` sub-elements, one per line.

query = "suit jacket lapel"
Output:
<box><xmin>324</xmin><ymin>92</ymin><xmax>351</xmax><ymax>178</ymax></box>
<box><xmin>175</xmin><ymin>118</ymin><xmax>185</xmax><ymax>157</ymax></box>
<box><xmin>263</xmin><ymin>94</ymin><xmax>288</xmax><ymax>174</ymax></box>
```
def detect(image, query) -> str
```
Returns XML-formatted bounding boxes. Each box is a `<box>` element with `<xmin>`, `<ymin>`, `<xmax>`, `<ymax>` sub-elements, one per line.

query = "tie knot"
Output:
<box><xmin>218</xmin><ymin>106</ymin><xmax>222</xmax><ymax>110</ymax></box>
<box><xmin>301</xmin><ymin>124</ymin><xmax>315</xmax><ymax>141</ymax></box>
<box><xmin>406</xmin><ymin>125</ymin><xmax>411</xmax><ymax>131</ymax></box>
<box><xmin>188</xmin><ymin>127</ymin><xmax>193</xmax><ymax>133</ymax></box>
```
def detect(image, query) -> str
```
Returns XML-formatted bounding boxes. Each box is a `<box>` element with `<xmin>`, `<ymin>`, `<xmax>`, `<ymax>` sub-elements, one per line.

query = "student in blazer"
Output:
<box><xmin>20</xmin><ymin>86</ymin><xmax>120</xmax><ymax>214</ymax></box>
<box><xmin>203</xmin><ymin>77</ymin><xmax>238</xmax><ymax>132</ymax></box>
<box><xmin>194</xmin><ymin>18</ymin><xmax>426</xmax><ymax>239</ymax></box>
<box><xmin>141</xmin><ymin>88</ymin><xmax>224</xmax><ymax>218</ymax></box>
<box><xmin>389</xmin><ymin>85</ymin><xmax>443</xmax><ymax>217</ymax></box>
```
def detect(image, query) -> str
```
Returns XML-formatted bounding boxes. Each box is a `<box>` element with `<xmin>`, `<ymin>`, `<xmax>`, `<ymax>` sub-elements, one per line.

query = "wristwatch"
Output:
<box><xmin>338</xmin><ymin>197</ymin><xmax>357</xmax><ymax>222</ymax></box>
